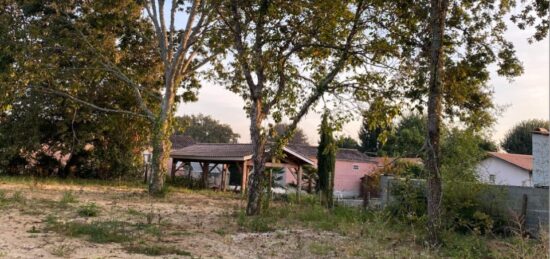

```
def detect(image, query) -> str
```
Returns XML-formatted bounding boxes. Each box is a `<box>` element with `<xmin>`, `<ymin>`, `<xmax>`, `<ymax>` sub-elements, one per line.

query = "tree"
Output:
<box><xmin>218</xmin><ymin>0</ymin><xmax>387</xmax><ymax>215</ymax></box>
<box><xmin>501</xmin><ymin>119</ymin><xmax>549</xmax><ymax>154</ymax></box>
<box><xmin>2</xmin><ymin>1</ymin><xmax>222</xmax><ymax>195</ymax></box>
<box><xmin>317</xmin><ymin>112</ymin><xmax>336</xmax><ymax>209</ymax></box>
<box><xmin>336</xmin><ymin>136</ymin><xmax>359</xmax><ymax>149</ymax></box>
<box><xmin>270</xmin><ymin>123</ymin><xmax>308</xmax><ymax>145</ymax></box>
<box><xmin>379</xmin><ymin>0</ymin><xmax>528</xmax><ymax>243</ymax></box>
<box><xmin>174</xmin><ymin>114</ymin><xmax>240</xmax><ymax>143</ymax></box>
<box><xmin>0</xmin><ymin>1</ymin><xmax>158</xmax><ymax>178</ymax></box>
<box><xmin>381</xmin><ymin>114</ymin><xmax>427</xmax><ymax>157</ymax></box>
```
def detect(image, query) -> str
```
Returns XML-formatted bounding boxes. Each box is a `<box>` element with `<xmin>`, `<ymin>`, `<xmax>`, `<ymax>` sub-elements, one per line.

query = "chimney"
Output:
<box><xmin>532</xmin><ymin>128</ymin><xmax>549</xmax><ymax>187</ymax></box>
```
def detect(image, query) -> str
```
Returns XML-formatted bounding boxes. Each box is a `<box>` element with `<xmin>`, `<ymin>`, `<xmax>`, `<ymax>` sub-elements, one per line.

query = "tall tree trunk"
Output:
<box><xmin>426</xmin><ymin>0</ymin><xmax>449</xmax><ymax>246</ymax></box>
<box><xmin>246</xmin><ymin>100</ymin><xmax>267</xmax><ymax>215</ymax></box>
<box><xmin>149</xmin><ymin>117</ymin><xmax>172</xmax><ymax>195</ymax></box>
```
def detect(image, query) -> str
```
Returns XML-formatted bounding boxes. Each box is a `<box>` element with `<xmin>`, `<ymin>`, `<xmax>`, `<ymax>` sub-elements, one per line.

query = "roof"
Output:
<box><xmin>289</xmin><ymin>145</ymin><xmax>374</xmax><ymax>162</ymax></box>
<box><xmin>170</xmin><ymin>135</ymin><xmax>195</xmax><ymax>149</ymax></box>
<box><xmin>487</xmin><ymin>152</ymin><xmax>533</xmax><ymax>172</ymax></box>
<box><xmin>170</xmin><ymin>143</ymin><xmax>313</xmax><ymax>164</ymax></box>
<box><xmin>171</xmin><ymin>143</ymin><xmax>253</xmax><ymax>161</ymax></box>
<box><xmin>533</xmin><ymin>128</ymin><xmax>549</xmax><ymax>136</ymax></box>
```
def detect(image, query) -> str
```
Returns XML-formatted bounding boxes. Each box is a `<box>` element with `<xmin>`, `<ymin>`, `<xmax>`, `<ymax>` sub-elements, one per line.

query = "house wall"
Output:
<box><xmin>476</xmin><ymin>157</ymin><xmax>532</xmax><ymax>186</ymax></box>
<box><xmin>532</xmin><ymin>133</ymin><xmax>549</xmax><ymax>187</ymax></box>
<box><xmin>285</xmin><ymin>158</ymin><xmax>377</xmax><ymax>198</ymax></box>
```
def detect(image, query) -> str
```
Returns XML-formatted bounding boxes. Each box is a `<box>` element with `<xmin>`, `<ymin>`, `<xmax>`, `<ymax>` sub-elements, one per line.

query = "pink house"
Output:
<box><xmin>287</xmin><ymin>145</ymin><xmax>378</xmax><ymax>198</ymax></box>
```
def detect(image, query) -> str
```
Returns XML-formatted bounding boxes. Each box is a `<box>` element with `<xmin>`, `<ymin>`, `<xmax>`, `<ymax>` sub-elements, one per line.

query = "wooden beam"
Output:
<box><xmin>240</xmin><ymin>161</ymin><xmax>248</xmax><ymax>196</ymax></box>
<box><xmin>297</xmin><ymin>166</ymin><xmax>302</xmax><ymax>202</ymax></box>
<box><xmin>170</xmin><ymin>159</ymin><xmax>178</xmax><ymax>180</ymax></box>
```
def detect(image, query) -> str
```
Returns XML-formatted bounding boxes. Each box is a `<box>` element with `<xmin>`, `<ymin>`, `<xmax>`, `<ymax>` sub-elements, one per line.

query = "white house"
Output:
<box><xmin>477</xmin><ymin>152</ymin><xmax>533</xmax><ymax>186</ymax></box>
<box><xmin>532</xmin><ymin>128</ymin><xmax>549</xmax><ymax>187</ymax></box>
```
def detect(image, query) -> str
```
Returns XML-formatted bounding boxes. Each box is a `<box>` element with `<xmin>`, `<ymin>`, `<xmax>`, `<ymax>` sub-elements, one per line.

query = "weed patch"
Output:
<box><xmin>77</xmin><ymin>203</ymin><xmax>100</xmax><ymax>217</ymax></box>
<box><xmin>126</xmin><ymin>243</ymin><xmax>191</xmax><ymax>256</ymax></box>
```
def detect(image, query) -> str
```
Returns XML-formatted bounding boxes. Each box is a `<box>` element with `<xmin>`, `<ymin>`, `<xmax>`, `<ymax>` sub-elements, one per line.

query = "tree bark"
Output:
<box><xmin>246</xmin><ymin>100</ymin><xmax>267</xmax><ymax>215</ymax></box>
<box><xmin>149</xmin><ymin>118</ymin><xmax>172</xmax><ymax>195</ymax></box>
<box><xmin>426</xmin><ymin>0</ymin><xmax>449</xmax><ymax>246</ymax></box>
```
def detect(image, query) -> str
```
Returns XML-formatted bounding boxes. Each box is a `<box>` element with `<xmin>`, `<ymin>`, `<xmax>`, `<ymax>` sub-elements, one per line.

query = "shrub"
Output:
<box><xmin>77</xmin><ymin>203</ymin><xmax>100</xmax><ymax>217</ymax></box>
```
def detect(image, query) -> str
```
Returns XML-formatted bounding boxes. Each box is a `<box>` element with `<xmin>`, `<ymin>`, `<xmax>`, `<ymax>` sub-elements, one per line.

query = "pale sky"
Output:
<box><xmin>177</xmin><ymin>19</ymin><xmax>549</xmax><ymax>145</ymax></box>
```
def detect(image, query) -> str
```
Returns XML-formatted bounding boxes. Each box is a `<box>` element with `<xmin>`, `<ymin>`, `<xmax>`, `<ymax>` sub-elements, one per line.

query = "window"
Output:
<box><xmin>489</xmin><ymin>174</ymin><xmax>496</xmax><ymax>184</ymax></box>
<box><xmin>353</xmin><ymin>165</ymin><xmax>359</xmax><ymax>170</ymax></box>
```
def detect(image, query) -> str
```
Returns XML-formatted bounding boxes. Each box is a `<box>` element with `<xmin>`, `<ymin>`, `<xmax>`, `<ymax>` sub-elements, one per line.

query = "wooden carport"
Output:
<box><xmin>169</xmin><ymin>143</ymin><xmax>314</xmax><ymax>195</ymax></box>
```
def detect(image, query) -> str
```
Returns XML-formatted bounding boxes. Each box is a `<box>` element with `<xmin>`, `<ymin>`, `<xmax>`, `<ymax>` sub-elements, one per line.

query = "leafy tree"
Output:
<box><xmin>358</xmin><ymin>100</ymin><xmax>401</xmax><ymax>155</ymax></box>
<box><xmin>269</xmin><ymin>123</ymin><xmax>308</xmax><ymax>145</ymax></box>
<box><xmin>0</xmin><ymin>1</ymin><xmax>158</xmax><ymax>178</ymax></box>
<box><xmin>174</xmin><ymin>114</ymin><xmax>240</xmax><ymax>143</ymax></box>
<box><xmin>217</xmin><ymin>0</ymin><xmax>395</xmax><ymax>215</ymax></box>
<box><xmin>2</xmin><ymin>0</ymin><xmax>223</xmax><ymax>194</ymax></box>
<box><xmin>317</xmin><ymin>112</ymin><xmax>337</xmax><ymax>209</ymax></box>
<box><xmin>380</xmin><ymin>114</ymin><xmax>427</xmax><ymax>157</ymax></box>
<box><xmin>501</xmin><ymin>119</ymin><xmax>549</xmax><ymax>154</ymax></box>
<box><xmin>335</xmin><ymin>136</ymin><xmax>359</xmax><ymax>149</ymax></box>
<box><xmin>382</xmin><ymin>0</ymin><xmax>528</xmax><ymax>243</ymax></box>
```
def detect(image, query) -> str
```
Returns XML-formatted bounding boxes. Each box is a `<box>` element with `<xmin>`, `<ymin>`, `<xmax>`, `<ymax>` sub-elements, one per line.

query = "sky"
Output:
<box><xmin>176</xmin><ymin>17</ymin><xmax>549</xmax><ymax>146</ymax></box>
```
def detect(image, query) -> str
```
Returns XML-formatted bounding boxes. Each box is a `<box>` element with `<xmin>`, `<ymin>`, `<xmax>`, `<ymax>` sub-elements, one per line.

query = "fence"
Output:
<box><xmin>378</xmin><ymin>175</ymin><xmax>549</xmax><ymax>235</ymax></box>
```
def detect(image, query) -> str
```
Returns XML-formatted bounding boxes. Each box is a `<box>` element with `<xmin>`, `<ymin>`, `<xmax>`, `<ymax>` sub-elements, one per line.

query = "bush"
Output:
<box><xmin>385</xmin><ymin>178</ymin><xmax>427</xmax><ymax>225</ymax></box>
<box><xmin>386</xmin><ymin>177</ymin><xmax>510</xmax><ymax>235</ymax></box>
<box><xmin>77</xmin><ymin>203</ymin><xmax>100</xmax><ymax>217</ymax></box>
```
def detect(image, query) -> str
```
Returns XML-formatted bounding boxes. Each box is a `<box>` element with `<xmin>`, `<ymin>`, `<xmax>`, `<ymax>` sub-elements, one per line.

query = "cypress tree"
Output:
<box><xmin>317</xmin><ymin>112</ymin><xmax>337</xmax><ymax>208</ymax></box>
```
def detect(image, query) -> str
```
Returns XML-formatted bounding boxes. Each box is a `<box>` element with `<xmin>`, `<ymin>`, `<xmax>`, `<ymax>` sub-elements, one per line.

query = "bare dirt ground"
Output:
<box><xmin>0</xmin><ymin>182</ymin><xmax>353</xmax><ymax>259</ymax></box>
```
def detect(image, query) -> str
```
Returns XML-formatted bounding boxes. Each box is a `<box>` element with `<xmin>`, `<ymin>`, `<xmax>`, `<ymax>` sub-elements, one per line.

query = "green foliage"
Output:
<box><xmin>386</xmin><ymin>178</ymin><xmax>427</xmax><ymax>224</ymax></box>
<box><xmin>442</xmin><ymin>182</ymin><xmax>507</xmax><ymax>234</ymax></box>
<box><xmin>379</xmin><ymin>114</ymin><xmax>427</xmax><ymax>157</ymax></box>
<box><xmin>317</xmin><ymin>112</ymin><xmax>336</xmax><ymax>208</ymax></box>
<box><xmin>77</xmin><ymin>203</ymin><xmax>100</xmax><ymax>217</ymax></box>
<box><xmin>125</xmin><ymin>244</ymin><xmax>191</xmax><ymax>256</ymax></box>
<box><xmin>0</xmin><ymin>0</ymin><xmax>159</xmax><ymax>179</ymax></box>
<box><xmin>335</xmin><ymin>135</ymin><xmax>359</xmax><ymax>149</ymax></box>
<box><xmin>59</xmin><ymin>191</ymin><xmax>78</xmax><ymax>206</ymax></box>
<box><xmin>174</xmin><ymin>114</ymin><xmax>240</xmax><ymax>143</ymax></box>
<box><xmin>387</xmin><ymin>179</ymin><xmax>508</xmax><ymax>235</ymax></box>
<box><xmin>501</xmin><ymin>119</ymin><xmax>549</xmax><ymax>155</ymax></box>
<box><xmin>269</xmin><ymin>123</ymin><xmax>309</xmax><ymax>145</ymax></box>
<box><xmin>46</xmin><ymin>218</ymin><xmax>134</xmax><ymax>243</ymax></box>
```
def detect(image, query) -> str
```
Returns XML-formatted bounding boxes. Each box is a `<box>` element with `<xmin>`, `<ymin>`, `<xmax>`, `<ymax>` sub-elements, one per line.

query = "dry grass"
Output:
<box><xmin>0</xmin><ymin>179</ymin><xmax>547</xmax><ymax>258</ymax></box>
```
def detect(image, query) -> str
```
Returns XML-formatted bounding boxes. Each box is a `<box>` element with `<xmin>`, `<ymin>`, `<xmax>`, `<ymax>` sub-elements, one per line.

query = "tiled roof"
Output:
<box><xmin>289</xmin><ymin>145</ymin><xmax>373</xmax><ymax>162</ymax></box>
<box><xmin>488</xmin><ymin>152</ymin><xmax>533</xmax><ymax>172</ymax></box>
<box><xmin>533</xmin><ymin>128</ymin><xmax>549</xmax><ymax>136</ymax></box>
<box><xmin>170</xmin><ymin>135</ymin><xmax>196</xmax><ymax>149</ymax></box>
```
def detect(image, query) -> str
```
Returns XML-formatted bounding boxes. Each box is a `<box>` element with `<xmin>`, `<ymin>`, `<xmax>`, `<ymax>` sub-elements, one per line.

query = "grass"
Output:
<box><xmin>45</xmin><ymin>216</ymin><xmax>134</xmax><ymax>243</ymax></box>
<box><xmin>235</xmin><ymin>194</ymin><xmax>549</xmax><ymax>258</ymax></box>
<box><xmin>125</xmin><ymin>243</ymin><xmax>191</xmax><ymax>256</ymax></box>
<box><xmin>0</xmin><ymin>175</ymin><xmax>145</xmax><ymax>189</ymax></box>
<box><xmin>77</xmin><ymin>203</ymin><xmax>100</xmax><ymax>217</ymax></box>
<box><xmin>50</xmin><ymin>243</ymin><xmax>75</xmax><ymax>258</ymax></box>
<box><xmin>59</xmin><ymin>191</ymin><xmax>78</xmax><ymax>207</ymax></box>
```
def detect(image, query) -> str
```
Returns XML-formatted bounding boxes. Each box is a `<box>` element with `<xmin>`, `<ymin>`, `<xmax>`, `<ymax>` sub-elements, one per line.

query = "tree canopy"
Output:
<box><xmin>269</xmin><ymin>123</ymin><xmax>309</xmax><ymax>145</ymax></box>
<box><xmin>174</xmin><ymin>114</ymin><xmax>240</xmax><ymax>143</ymax></box>
<box><xmin>501</xmin><ymin>119</ymin><xmax>549</xmax><ymax>154</ymax></box>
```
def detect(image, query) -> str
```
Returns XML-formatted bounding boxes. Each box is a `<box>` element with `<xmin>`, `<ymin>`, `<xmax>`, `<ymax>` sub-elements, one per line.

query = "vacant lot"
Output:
<box><xmin>0</xmin><ymin>179</ymin><xmax>546</xmax><ymax>258</ymax></box>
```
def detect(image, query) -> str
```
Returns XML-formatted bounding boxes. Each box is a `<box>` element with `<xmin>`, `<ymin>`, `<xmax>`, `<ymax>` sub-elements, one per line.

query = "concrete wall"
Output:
<box><xmin>532</xmin><ymin>133</ymin><xmax>549</xmax><ymax>187</ymax></box>
<box><xmin>379</xmin><ymin>175</ymin><xmax>549</xmax><ymax>235</ymax></box>
<box><xmin>476</xmin><ymin>157</ymin><xmax>532</xmax><ymax>186</ymax></box>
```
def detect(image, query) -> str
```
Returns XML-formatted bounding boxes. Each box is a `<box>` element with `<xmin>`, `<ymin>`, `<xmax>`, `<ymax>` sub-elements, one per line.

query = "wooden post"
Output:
<box><xmin>297</xmin><ymin>166</ymin><xmax>302</xmax><ymax>202</ymax></box>
<box><xmin>143</xmin><ymin>164</ymin><xmax>149</xmax><ymax>184</ymax></box>
<box><xmin>240</xmin><ymin>161</ymin><xmax>248</xmax><ymax>196</ymax></box>
<box><xmin>171</xmin><ymin>159</ymin><xmax>177</xmax><ymax>181</ymax></box>
<box><xmin>200</xmin><ymin>162</ymin><xmax>210</xmax><ymax>189</ymax></box>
